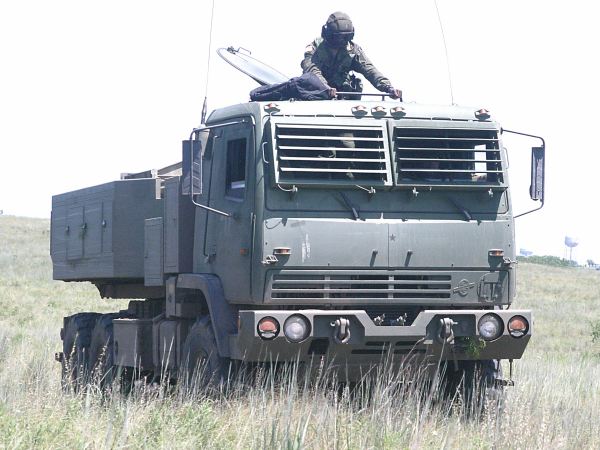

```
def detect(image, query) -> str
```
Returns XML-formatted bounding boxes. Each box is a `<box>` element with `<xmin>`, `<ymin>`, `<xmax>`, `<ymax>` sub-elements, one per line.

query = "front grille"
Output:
<box><xmin>272</xmin><ymin>123</ymin><xmax>392</xmax><ymax>186</ymax></box>
<box><xmin>394</xmin><ymin>125</ymin><xmax>504</xmax><ymax>185</ymax></box>
<box><xmin>268</xmin><ymin>271</ymin><xmax>452</xmax><ymax>302</ymax></box>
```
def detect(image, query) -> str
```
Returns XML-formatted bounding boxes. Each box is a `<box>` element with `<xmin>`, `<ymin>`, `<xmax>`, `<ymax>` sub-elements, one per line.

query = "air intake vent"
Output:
<box><xmin>393</xmin><ymin>125</ymin><xmax>504</xmax><ymax>186</ymax></box>
<box><xmin>268</xmin><ymin>270</ymin><xmax>452</xmax><ymax>303</ymax></box>
<box><xmin>272</xmin><ymin>121</ymin><xmax>392</xmax><ymax>186</ymax></box>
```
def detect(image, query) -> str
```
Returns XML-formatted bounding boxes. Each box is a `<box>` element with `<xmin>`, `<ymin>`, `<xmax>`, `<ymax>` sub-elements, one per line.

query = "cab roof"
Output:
<box><xmin>206</xmin><ymin>100</ymin><xmax>496</xmax><ymax>126</ymax></box>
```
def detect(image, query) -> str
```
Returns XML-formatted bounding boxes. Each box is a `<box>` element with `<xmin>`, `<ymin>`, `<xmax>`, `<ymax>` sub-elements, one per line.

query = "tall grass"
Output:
<box><xmin>1</xmin><ymin>215</ymin><xmax>600</xmax><ymax>449</ymax></box>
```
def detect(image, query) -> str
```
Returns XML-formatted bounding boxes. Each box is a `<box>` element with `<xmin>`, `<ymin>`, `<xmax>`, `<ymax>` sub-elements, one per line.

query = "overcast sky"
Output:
<box><xmin>1</xmin><ymin>1</ymin><xmax>599</xmax><ymax>263</ymax></box>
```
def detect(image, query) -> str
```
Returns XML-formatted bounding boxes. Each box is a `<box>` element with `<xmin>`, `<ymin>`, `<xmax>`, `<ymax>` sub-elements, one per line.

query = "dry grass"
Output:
<box><xmin>1</xmin><ymin>215</ymin><xmax>600</xmax><ymax>449</ymax></box>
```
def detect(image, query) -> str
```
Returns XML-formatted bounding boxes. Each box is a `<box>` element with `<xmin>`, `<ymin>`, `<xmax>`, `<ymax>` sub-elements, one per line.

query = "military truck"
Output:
<box><xmin>51</xmin><ymin>50</ymin><xmax>545</xmax><ymax>390</ymax></box>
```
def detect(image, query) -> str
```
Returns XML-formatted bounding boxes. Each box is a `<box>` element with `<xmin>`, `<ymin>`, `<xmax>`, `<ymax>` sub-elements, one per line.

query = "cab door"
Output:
<box><xmin>205</xmin><ymin>121</ymin><xmax>255</xmax><ymax>302</ymax></box>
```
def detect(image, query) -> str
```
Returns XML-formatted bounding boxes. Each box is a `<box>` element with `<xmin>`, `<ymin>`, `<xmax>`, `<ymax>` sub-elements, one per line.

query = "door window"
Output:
<box><xmin>225</xmin><ymin>138</ymin><xmax>247</xmax><ymax>200</ymax></box>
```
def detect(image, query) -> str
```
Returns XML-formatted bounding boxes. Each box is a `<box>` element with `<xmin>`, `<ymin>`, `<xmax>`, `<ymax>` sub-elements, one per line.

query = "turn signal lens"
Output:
<box><xmin>508</xmin><ymin>315</ymin><xmax>529</xmax><ymax>338</ymax></box>
<box><xmin>257</xmin><ymin>317</ymin><xmax>280</xmax><ymax>340</ymax></box>
<box><xmin>488</xmin><ymin>249</ymin><xmax>505</xmax><ymax>257</ymax></box>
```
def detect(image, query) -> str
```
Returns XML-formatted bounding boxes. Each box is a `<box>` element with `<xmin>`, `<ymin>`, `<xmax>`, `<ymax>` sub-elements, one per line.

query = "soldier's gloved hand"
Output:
<box><xmin>328</xmin><ymin>87</ymin><xmax>338</xmax><ymax>99</ymax></box>
<box><xmin>387</xmin><ymin>87</ymin><xmax>403</xmax><ymax>101</ymax></box>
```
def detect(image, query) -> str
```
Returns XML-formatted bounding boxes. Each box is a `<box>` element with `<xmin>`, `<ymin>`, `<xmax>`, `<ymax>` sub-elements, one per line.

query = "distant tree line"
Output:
<box><xmin>517</xmin><ymin>255</ymin><xmax>579</xmax><ymax>267</ymax></box>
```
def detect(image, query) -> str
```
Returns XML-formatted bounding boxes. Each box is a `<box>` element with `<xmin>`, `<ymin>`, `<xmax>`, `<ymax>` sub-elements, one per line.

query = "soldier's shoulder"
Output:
<box><xmin>305</xmin><ymin>37</ymin><xmax>323</xmax><ymax>54</ymax></box>
<box><xmin>349</xmin><ymin>41</ymin><xmax>365</xmax><ymax>54</ymax></box>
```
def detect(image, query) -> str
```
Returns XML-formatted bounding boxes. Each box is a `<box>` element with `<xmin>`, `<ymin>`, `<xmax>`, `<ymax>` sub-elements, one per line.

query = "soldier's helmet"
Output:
<box><xmin>321</xmin><ymin>11</ymin><xmax>355</xmax><ymax>48</ymax></box>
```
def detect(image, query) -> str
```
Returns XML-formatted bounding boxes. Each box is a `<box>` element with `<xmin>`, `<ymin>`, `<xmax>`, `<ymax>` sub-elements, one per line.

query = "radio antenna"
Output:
<box><xmin>201</xmin><ymin>0</ymin><xmax>216</xmax><ymax>125</ymax></box>
<box><xmin>434</xmin><ymin>0</ymin><xmax>455</xmax><ymax>105</ymax></box>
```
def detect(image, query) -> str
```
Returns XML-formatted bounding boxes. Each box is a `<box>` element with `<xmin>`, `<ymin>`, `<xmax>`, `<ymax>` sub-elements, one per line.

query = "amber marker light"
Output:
<box><xmin>475</xmin><ymin>108</ymin><xmax>491</xmax><ymax>120</ymax></box>
<box><xmin>351</xmin><ymin>105</ymin><xmax>368</xmax><ymax>116</ymax></box>
<box><xmin>257</xmin><ymin>317</ymin><xmax>280</xmax><ymax>340</ymax></box>
<box><xmin>390</xmin><ymin>106</ymin><xmax>406</xmax><ymax>117</ymax></box>
<box><xmin>371</xmin><ymin>105</ymin><xmax>387</xmax><ymax>117</ymax></box>
<box><xmin>508</xmin><ymin>315</ymin><xmax>529</xmax><ymax>338</ymax></box>
<box><xmin>264</xmin><ymin>103</ymin><xmax>280</xmax><ymax>113</ymax></box>
<box><xmin>488</xmin><ymin>249</ymin><xmax>505</xmax><ymax>257</ymax></box>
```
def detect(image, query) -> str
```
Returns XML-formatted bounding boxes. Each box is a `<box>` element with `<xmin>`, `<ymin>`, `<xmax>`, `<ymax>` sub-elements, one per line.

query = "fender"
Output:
<box><xmin>176</xmin><ymin>273</ymin><xmax>237</xmax><ymax>358</ymax></box>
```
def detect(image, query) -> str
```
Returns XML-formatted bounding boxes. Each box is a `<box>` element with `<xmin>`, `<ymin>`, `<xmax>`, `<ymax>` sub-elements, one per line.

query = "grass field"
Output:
<box><xmin>1</xmin><ymin>215</ymin><xmax>600</xmax><ymax>449</ymax></box>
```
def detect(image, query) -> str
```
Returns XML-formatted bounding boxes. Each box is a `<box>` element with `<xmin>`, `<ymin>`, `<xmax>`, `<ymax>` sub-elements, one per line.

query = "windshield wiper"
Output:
<box><xmin>447</xmin><ymin>196</ymin><xmax>472</xmax><ymax>222</ymax></box>
<box><xmin>339</xmin><ymin>192</ymin><xmax>361</xmax><ymax>221</ymax></box>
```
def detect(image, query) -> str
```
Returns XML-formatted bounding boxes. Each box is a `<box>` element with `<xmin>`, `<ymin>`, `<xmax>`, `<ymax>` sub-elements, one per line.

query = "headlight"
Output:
<box><xmin>257</xmin><ymin>317</ymin><xmax>280</xmax><ymax>340</ymax></box>
<box><xmin>283</xmin><ymin>315</ymin><xmax>311</xmax><ymax>343</ymax></box>
<box><xmin>508</xmin><ymin>315</ymin><xmax>529</xmax><ymax>338</ymax></box>
<box><xmin>478</xmin><ymin>314</ymin><xmax>503</xmax><ymax>341</ymax></box>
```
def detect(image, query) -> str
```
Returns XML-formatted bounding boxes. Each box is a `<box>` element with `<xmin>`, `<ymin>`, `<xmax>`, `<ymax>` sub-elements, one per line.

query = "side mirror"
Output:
<box><xmin>181</xmin><ymin>139</ymin><xmax>203</xmax><ymax>196</ymax></box>
<box><xmin>530</xmin><ymin>146</ymin><xmax>545</xmax><ymax>202</ymax></box>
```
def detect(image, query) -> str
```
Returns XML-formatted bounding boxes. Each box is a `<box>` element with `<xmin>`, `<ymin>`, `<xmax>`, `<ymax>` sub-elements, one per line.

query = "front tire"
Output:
<box><xmin>180</xmin><ymin>316</ymin><xmax>230</xmax><ymax>391</ymax></box>
<box><xmin>444</xmin><ymin>359</ymin><xmax>505</xmax><ymax>415</ymax></box>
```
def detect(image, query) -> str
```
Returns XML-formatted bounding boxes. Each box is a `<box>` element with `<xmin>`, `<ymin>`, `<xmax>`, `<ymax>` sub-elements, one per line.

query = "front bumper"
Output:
<box><xmin>230</xmin><ymin>309</ymin><xmax>531</xmax><ymax>363</ymax></box>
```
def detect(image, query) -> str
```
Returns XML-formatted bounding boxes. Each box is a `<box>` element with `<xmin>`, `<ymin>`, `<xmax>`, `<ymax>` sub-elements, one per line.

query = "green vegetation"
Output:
<box><xmin>592</xmin><ymin>320</ymin><xmax>600</xmax><ymax>344</ymax></box>
<box><xmin>1</xmin><ymin>216</ymin><xmax>600</xmax><ymax>449</ymax></box>
<box><xmin>516</xmin><ymin>255</ymin><xmax>578</xmax><ymax>268</ymax></box>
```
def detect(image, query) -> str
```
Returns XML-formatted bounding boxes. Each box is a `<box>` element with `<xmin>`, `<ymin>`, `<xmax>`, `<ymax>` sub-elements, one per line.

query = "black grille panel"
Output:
<box><xmin>269</xmin><ymin>271</ymin><xmax>452</xmax><ymax>302</ymax></box>
<box><xmin>272</xmin><ymin>123</ymin><xmax>392</xmax><ymax>186</ymax></box>
<box><xmin>394</xmin><ymin>126</ymin><xmax>504</xmax><ymax>185</ymax></box>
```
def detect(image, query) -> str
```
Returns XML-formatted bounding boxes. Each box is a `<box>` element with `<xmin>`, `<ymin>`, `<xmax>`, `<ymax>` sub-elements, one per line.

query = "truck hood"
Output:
<box><xmin>262</xmin><ymin>217</ymin><xmax>513</xmax><ymax>268</ymax></box>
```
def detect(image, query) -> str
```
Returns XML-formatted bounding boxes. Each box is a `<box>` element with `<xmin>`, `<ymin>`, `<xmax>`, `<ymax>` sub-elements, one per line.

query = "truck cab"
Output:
<box><xmin>51</xmin><ymin>95</ymin><xmax>544</xmax><ymax>386</ymax></box>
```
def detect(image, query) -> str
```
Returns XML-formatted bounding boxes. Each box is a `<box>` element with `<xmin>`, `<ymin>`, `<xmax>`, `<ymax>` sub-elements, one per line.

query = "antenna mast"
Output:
<box><xmin>434</xmin><ymin>0</ymin><xmax>455</xmax><ymax>105</ymax></box>
<box><xmin>201</xmin><ymin>0</ymin><xmax>216</xmax><ymax>125</ymax></box>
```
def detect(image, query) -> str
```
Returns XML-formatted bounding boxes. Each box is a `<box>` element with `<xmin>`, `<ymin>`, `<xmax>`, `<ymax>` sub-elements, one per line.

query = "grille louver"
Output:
<box><xmin>268</xmin><ymin>271</ymin><xmax>452</xmax><ymax>303</ymax></box>
<box><xmin>393</xmin><ymin>126</ymin><xmax>504</xmax><ymax>186</ymax></box>
<box><xmin>272</xmin><ymin>123</ymin><xmax>392</xmax><ymax>186</ymax></box>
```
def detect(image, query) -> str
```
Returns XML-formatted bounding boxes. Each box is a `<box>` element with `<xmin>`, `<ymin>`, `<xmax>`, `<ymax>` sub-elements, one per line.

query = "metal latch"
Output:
<box><xmin>261</xmin><ymin>254</ymin><xmax>278</xmax><ymax>265</ymax></box>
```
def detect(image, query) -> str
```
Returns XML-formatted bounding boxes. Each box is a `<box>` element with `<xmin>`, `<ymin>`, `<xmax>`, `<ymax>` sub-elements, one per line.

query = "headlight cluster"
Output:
<box><xmin>283</xmin><ymin>315</ymin><xmax>311</xmax><ymax>343</ymax></box>
<box><xmin>477</xmin><ymin>313</ymin><xmax>530</xmax><ymax>341</ymax></box>
<box><xmin>257</xmin><ymin>314</ymin><xmax>311</xmax><ymax>343</ymax></box>
<box><xmin>478</xmin><ymin>314</ymin><xmax>503</xmax><ymax>341</ymax></box>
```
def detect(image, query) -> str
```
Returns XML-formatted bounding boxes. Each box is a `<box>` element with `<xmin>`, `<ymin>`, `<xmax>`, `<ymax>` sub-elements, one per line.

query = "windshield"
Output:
<box><xmin>264</xmin><ymin>117</ymin><xmax>508</xmax><ymax>216</ymax></box>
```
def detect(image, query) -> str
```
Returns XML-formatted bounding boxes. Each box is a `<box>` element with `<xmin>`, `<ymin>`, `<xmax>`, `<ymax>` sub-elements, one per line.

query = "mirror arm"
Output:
<box><xmin>501</xmin><ymin>128</ymin><xmax>545</xmax><ymax>148</ymax></box>
<box><xmin>514</xmin><ymin>200</ymin><xmax>544</xmax><ymax>219</ymax></box>
<box><xmin>190</xmin><ymin>197</ymin><xmax>232</xmax><ymax>217</ymax></box>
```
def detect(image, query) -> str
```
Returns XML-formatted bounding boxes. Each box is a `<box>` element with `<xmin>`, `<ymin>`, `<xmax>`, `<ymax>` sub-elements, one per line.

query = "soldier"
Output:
<box><xmin>301</xmin><ymin>11</ymin><xmax>402</xmax><ymax>100</ymax></box>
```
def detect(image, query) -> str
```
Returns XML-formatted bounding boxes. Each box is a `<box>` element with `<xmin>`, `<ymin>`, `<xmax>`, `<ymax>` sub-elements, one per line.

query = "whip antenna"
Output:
<box><xmin>434</xmin><ymin>0</ymin><xmax>455</xmax><ymax>105</ymax></box>
<box><xmin>201</xmin><ymin>0</ymin><xmax>216</xmax><ymax>124</ymax></box>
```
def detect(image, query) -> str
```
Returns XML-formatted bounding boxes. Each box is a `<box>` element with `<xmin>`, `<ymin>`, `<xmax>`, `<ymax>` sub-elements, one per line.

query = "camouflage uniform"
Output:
<box><xmin>301</xmin><ymin>37</ymin><xmax>393</xmax><ymax>93</ymax></box>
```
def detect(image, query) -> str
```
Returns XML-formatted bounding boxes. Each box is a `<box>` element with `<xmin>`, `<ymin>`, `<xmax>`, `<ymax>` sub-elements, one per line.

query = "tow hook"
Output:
<box><xmin>437</xmin><ymin>317</ymin><xmax>457</xmax><ymax>345</ymax></box>
<box><xmin>331</xmin><ymin>317</ymin><xmax>351</xmax><ymax>344</ymax></box>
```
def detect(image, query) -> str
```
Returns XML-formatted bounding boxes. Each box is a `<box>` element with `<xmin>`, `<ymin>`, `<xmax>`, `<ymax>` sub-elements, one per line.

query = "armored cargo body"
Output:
<box><xmin>51</xmin><ymin>95</ymin><xmax>544</xmax><ymax>388</ymax></box>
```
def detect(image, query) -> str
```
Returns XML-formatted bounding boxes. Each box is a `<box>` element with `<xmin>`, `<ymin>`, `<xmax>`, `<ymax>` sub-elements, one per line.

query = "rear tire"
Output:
<box><xmin>61</xmin><ymin>312</ymin><xmax>101</xmax><ymax>392</ymax></box>
<box><xmin>88</xmin><ymin>313</ymin><xmax>121</xmax><ymax>390</ymax></box>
